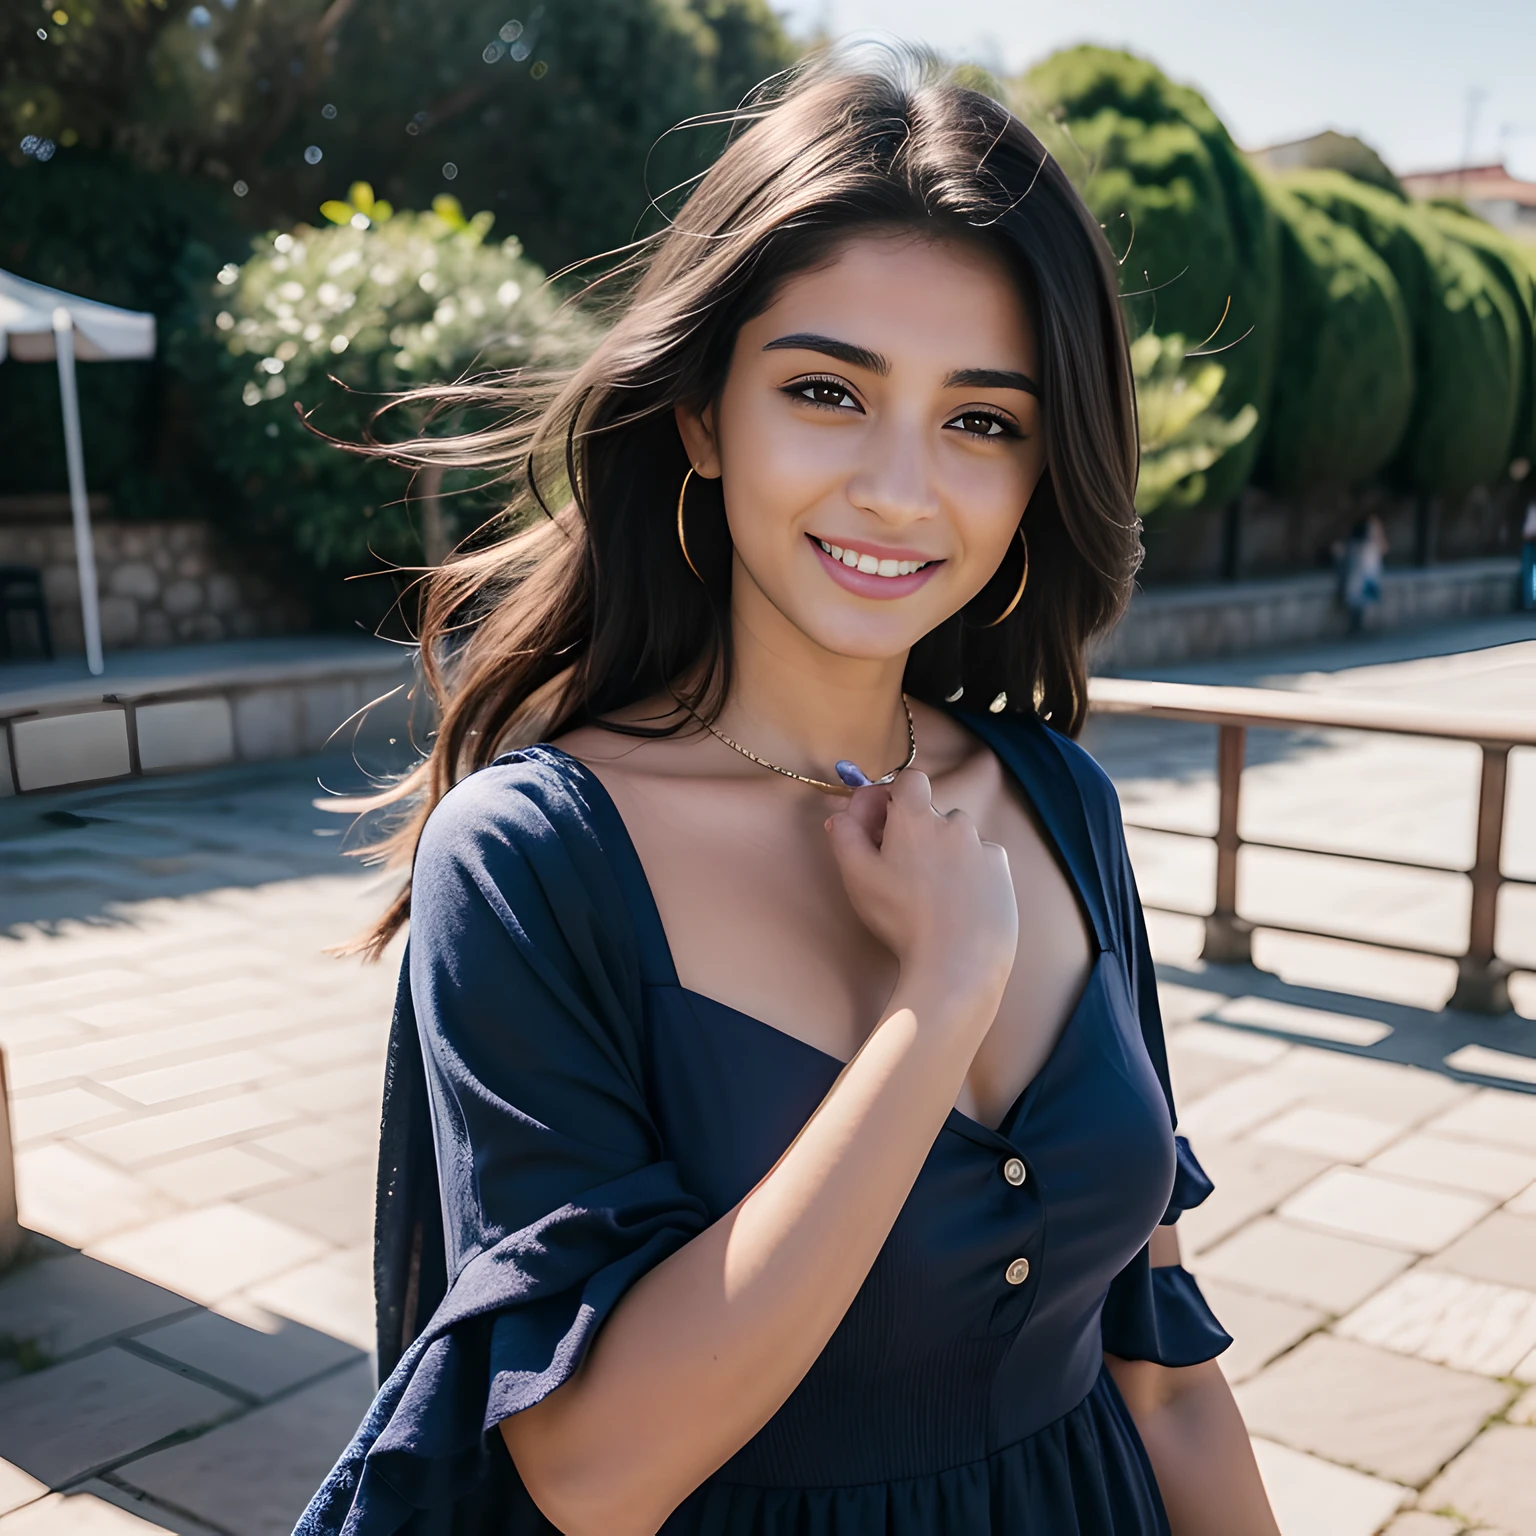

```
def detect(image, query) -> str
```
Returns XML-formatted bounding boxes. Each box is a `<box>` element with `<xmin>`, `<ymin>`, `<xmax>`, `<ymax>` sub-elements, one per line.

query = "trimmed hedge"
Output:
<box><xmin>1424</xmin><ymin>204</ymin><xmax>1536</xmax><ymax>467</ymax></box>
<box><xmin>1020</xmin><ymin>47</ymin><xmax>1280</xmax><ymax>504</ymax></box>
<box><xmin>1281</xmin><ymin>170</ymin><xmax>1520</xmax><ymax>496</ymax></box>
<box><xmin>1255</xmin><ymin>184</ymin><xmax>1413</xmax><ymax>490</ymax></box>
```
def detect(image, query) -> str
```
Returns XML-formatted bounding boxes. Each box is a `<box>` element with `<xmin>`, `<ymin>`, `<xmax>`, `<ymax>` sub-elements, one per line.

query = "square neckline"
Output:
<box><xmin>531</xmin><ymin>707</ymin><xmax>1113</xmax><ymax>1145</ymax></box>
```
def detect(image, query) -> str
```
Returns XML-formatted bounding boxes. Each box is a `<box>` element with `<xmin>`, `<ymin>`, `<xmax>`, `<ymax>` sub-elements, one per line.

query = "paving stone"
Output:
<box><xmin>1507</xmin><ymin>1182</ymin><xmax>1536</xmax><ymax>1217</ymax></box>
<box><xmin>243</xmin><ymin>1245</ymin><xmax>373</xmax><ymax>1352</ymax></box>
<box><xmin>1176</xmin><ymin>1070</ymin><xmax>1306</xmax><ymax>1140</ymax></box>
<box><xmin>1267</xmin><ymin>1049</ymin><xmax>1469</xmax><ymax>1125</ymax></box>
<box><xmin>1281</xmin><ymin>1169</ymin><xmax>1492</xmax><ymax>1253</ymax></box>
<box><xmin>1198</xmin><ymin>1277</ymin><xmax>1324</xmax><ymax>1384</ymax></box>
<box><xmin>107</xmin><ymin>1052</ymin><xmax>286</xmax><ymax>1109</ymax></box>
<box><xmin>140</xmin><ymin>1146</ymin><xmax>295</xmax><ymax>1205</ymax></box>
<box><xmin>0</xmin><ymin>1458</ymin><xmax>46</xmax><ymax>1518</ymax></box>
<box><xmin>1337</xmin><ymin>1268</ymin><xmax>1536</xmax><ymax>1377</ymax></box>
<box><xmin>270</xmin><ymin>1060</ymin><xmax>385</xmax><ymax>1116</ymax></box>
<box><xmin>1429</xmin><ymin>1091</ymin><xmax>1536</xmax><ymax>1155</ymax></box>
<box><xmin>1195</xmin><ymin>1215</ymin><xmax>1416</xmax><ymax>1313</ymax></box>
<box><xmin>1255</xmin><ymin>1106</ymin><xmax>1406</xmax><ymax>1162</ymax></box>
<box><xmin>75</xmin><ymin>1094</ymin><xmax>298</xmax><ymax>1169</ymax></box>
<box><xmin>13</xmin><ymin>1146</ymin><xmax>170</xmax><ymax>1249</ymax></box>
<box><xmin>1427</xmin><ymin>1213</ymin><xmax>1536</xmax><ymax>1292</ymax></box>
<box><xmin>8</xmin><ymin>1088</ymin><xmax>127</xmax><ymax>1145</ymax></box>
<box><xmin>131</xmin><ymin>1306</ymin><xmax>364</xmax><ymax>1401</ymax></box>
<box><xmin>118</xmin><ymin>1358</ymin><xmax>375</xmax><ymax>1536</ymax></box>
<box><xmin>0</xmin><ymin>1490</ymin><xmax>191</xmax><ymax>1534</ymax></box>
<box><xmin>239</xmin><ymin>1162</ymin><xmax>374</xmax><ymax>1248</ymax></box>
<box><xmin>1250</xmin><ymin>1437</ymin><xmax>1409</xmax><ymax>1536</ymax></box>
<box><xmin>267</xmin><ymin>1023</ymin><xmax>382</xmax><ymax>1070</ymax></box>
<box><xmin>1369</xmin><ymin>1134</ymin><xmax>1536</xmax><ymax>1201</ymax></box>
<box><xmin>1236</xmin><ymin>1334</ymin><xmax>1509</xmax><ymax>1485</ymax></box>
<box><xmin>0</xmin><ymin>1348</ymin><xmax>239</xmax><ymax>1486</ymax></box>
<box><xmin>1379</xmin><ymin>1515</ymin><xmax>1463</xmax><ymax>1536</ymax></box>
<box><xmin>248</xmin><ymin>1122</ymin><xmax>371</xmax><ymax>1175</ymax></box>
<box><xmin>3</xmin><ymin>972</ymin><xmax>146</xmax><ymax>1012</ymax></box>
<box><xmin>1211</xmin><ymin>995</ymin><xmax>1392</xmax><ymax>1047</ymax></box>
<box><xmin>88</xmin><ymin>1205</ymin><xmax>327</xmax><ymax>1304</ymax></box>
<box><xmin>72</xmin><ymin>1483</ymin><xmax>222</xmax><ymax>1536</ymax></box>
<box><xmin>0</xmin><ymin>1253</ymin><xmax>192</xmax><ymax>1361</ymax></box>
<box><xmin>1420</xmin><ymin>1425</ymin><xmax>1536</xmax><ymax>1534</ymax></box>
<box><xmin>1510</xmin><ymin>1385</ymin><xmax>1536</xmax><ymax>1426</ymax></box>
<box><xmin>1171</xmin><ymin>1137</ymin><xmax>1329</xmax><ymax>1256</ymax></box>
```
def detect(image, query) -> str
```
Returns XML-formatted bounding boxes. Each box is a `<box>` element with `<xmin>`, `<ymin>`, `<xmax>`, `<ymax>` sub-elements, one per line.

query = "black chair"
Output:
<box><xmin>0</xmin><ymin>565</ymin><xmax>54</xmax><ymax>661</ymax></box>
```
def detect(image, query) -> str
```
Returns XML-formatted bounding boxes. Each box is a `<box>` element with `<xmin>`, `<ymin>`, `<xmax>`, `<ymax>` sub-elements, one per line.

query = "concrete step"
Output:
<box><xmin>0</xmin><ymin>637</ymin><xmax>416</xmax><ymax>796</ymax></box>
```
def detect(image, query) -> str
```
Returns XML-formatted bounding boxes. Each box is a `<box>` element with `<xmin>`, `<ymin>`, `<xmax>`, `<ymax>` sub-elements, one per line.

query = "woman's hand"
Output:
<box><xmin>825</xmin><ymin>770</ymin><xmax>1018</xmax><ymax>1010</ymax></box>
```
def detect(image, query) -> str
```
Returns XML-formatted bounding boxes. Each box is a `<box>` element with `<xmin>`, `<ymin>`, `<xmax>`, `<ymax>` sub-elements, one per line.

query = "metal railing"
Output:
<box><xmin>1086</xmin><ymin>677</ymin><xmax>1536</xmax><ymax>1014</ymax></box>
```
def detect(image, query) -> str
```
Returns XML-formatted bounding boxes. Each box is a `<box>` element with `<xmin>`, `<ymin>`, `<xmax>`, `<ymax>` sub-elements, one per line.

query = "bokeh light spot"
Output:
<box><xmin>233</xmin><ymin>179</ymin><xmax>249</xmax><ymax>196</ymax></box>
<box><xmin>322</xmin><ymin>102</ymin><xmax>338</xmax><ymax>120</ymax></box>
<box><xmin>441</xmin><ymin>162</ymin><xmax>458</xmax><ymax>180</ymax></box>
<box><xmin>499</xmin><ymin>19</ymin><xmax>523</xmax><ymax>41</ymax></box>
<box><xmin>304</xmin><ymin>144</ymin><xmax>323</xmax><ymax>164</ymax></box>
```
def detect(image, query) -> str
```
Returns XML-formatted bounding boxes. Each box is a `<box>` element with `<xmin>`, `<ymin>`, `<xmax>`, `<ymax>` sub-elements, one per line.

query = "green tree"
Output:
<box><xmin>1017</xmin><ymin>46</ymin><xmax>1280</xmax><ymax>505</ymax></box>
<box><xmin>1281</xmin><ymin>170</ymin><xmax>1521</xmax><ymax>497</ymax></box>
<box><xmin>1254</xmin><ymin>183</ymin><xmax>1414</xmax><ymax>491</ymax></box>
<box><xmin>3</xmin><ymin>0</ymin><xmax>798</xmax><ymax>274</ymax></box>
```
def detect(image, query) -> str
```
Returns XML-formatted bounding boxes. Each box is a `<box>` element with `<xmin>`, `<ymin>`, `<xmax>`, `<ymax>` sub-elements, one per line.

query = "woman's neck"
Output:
<box><xmin>713</xmin><ymin>579</ymin><xmax>912</xmax><ymax>785</ymax></box>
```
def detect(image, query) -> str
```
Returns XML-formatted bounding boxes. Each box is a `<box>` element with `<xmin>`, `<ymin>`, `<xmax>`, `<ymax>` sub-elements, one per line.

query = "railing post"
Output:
<box><xmin>1449</xmin><ymin>744</ymin><xmax>1512</xmax><ymax>1014</ymax></box>
<box><xmin>1202</xmin><ymin>723</ymin><xmax>1253</xmax><ymax>965</ymax></box>
<box><xmin>0</xmin><ymin>1048</ymin><xmax>22</xmax><ymax>1271</ymax></box>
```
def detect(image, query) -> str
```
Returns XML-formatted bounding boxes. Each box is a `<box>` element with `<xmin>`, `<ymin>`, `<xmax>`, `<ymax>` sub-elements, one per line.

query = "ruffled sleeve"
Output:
<box><xmin>1100</xmin><ymin>1136</ymin><xmax>1231</xmax><ymax>1366</ymax></box>
<box><xmin>295</xmin><ymin>755</ymin><xmax>710</xmax><ymax>1535</ymax></box>
<box><xmin>1099</xmin><ymin>783</ymin><xmax>1230</xmax><ymax>1369</ymax></box>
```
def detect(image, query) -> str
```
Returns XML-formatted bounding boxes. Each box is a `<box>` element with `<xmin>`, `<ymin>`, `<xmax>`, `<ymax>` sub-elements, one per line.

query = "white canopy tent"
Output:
<box><xmin>0</xmin><ymin>269</ymin><xmax>157</xmax><ymax>675</ymax></box>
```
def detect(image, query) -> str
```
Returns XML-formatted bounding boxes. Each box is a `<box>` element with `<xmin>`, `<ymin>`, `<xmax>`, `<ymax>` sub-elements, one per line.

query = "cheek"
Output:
<box><xmin>716</xmin><ymin>406</ymin><xmax>848</xmax><ymax>554</ymax></box>
<box><xmin>944</xmin><ymin>446</ymin><xmax>1042</xmax><ymax>570</ymax></box>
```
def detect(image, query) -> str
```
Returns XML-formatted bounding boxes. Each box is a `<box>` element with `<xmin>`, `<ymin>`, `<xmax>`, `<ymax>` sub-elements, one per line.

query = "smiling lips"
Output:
<box><xmin>808</xmin><ymin>534</ymin><xmax>944</xmax><ymax>598</ymax></box>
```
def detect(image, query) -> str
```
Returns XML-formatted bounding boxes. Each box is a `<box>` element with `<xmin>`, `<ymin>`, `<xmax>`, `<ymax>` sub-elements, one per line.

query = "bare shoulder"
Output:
<box><xmin>551</xmin><ymin>695</ymin><xmax>712</xmax><ymax>783</ymax></box>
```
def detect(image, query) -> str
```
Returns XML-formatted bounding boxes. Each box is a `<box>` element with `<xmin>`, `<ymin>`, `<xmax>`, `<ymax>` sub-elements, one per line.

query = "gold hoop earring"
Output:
<box><xmin>979</xmin><ymin>526</ymin><xmax>1029</xmax><ymax>627</ymax></box>
<box><xmin>676</xmin><ymin>467</ymin><xmax>704</xmax><ymax>583</ymax></box>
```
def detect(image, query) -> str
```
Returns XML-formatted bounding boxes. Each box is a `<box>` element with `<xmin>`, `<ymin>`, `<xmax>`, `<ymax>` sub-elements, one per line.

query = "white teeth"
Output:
<box><xmin>818</xmin><ymin>538</ymin><xmax>931</xmax><ymax>577</ymax></box>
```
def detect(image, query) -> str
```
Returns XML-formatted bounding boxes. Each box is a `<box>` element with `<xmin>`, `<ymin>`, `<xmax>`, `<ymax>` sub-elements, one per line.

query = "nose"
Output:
<box><xmin>844</xmin><ymin>409</ymin><xmax>941</xmax><ymax>529</ymax></box>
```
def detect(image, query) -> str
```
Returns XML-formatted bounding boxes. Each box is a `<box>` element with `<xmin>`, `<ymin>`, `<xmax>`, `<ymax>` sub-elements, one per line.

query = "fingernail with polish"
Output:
<box><xmin>835</xmin><ymin>761</ymin><xmax>871</xmax><ymax>788</ymax></box>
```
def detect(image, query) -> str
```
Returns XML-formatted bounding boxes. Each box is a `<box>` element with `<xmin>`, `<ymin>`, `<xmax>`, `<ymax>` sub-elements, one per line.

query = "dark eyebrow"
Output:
<box><xmin>944</xmin><ymin>367</ymin><xmax>1040</xmax><ymax>396</ymax></box>
<box><xmin>762</xmin><ymin>333</ymin><xmax>889</xmax><ymax>376</ymax></box>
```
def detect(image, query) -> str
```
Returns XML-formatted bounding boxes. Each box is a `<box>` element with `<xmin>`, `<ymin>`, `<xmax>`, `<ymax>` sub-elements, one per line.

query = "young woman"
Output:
<box><xmin>299</xmin><ymin>55</ymin><xmax>1280</xmax><ymax>1536</ymax></box>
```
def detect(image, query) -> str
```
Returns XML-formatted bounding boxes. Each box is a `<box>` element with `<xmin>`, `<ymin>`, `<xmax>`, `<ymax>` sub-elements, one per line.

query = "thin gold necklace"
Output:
<box><xmin>684</xmin><ymin>697</ymin><xmax>917</xmax><ymax>794</ymax></box>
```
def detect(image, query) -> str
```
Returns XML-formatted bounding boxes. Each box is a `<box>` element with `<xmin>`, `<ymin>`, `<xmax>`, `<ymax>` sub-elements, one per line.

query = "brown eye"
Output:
<box><xmin>787</xmin><ymin>377</ymin><xmax>860</xmax><ymax>411</ymax></box>
<box><xmin>954</xmin><ymin>412</ymin><xmax>1005</xmax><ymax>438</ymax></box>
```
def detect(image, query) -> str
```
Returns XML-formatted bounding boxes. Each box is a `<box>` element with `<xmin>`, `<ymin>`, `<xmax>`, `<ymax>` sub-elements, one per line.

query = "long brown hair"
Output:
<box><xmin>348</xmin><ymin>50</ymin><xmax>1141</xmax><ymax>957</ymax></box>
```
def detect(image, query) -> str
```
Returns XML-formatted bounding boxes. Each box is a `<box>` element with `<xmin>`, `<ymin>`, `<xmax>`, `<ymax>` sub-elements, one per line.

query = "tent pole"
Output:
<box><xmin>52</xmin><ymin>307</ymin><xmax>103</xmax><ymax>676</ymax></box>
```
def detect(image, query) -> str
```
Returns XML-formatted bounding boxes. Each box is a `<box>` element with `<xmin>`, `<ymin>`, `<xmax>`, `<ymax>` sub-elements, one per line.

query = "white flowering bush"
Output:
<box><xmin>185</xmin><ymin>190</ymin><xmax>600</xmax><ymax>573</ymax></box>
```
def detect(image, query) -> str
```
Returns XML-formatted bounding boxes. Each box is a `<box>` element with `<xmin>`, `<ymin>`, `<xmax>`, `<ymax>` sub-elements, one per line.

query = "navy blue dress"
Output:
<box><xmin>296</xmin><ymin>709</ymin><xmax>1229</xmax><ymax>1536</ymax></box>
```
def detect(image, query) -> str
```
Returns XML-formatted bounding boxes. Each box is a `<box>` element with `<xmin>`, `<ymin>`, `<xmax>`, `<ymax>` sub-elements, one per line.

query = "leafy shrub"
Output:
<box><xmin>1132</xmin><ymin>332</ymin><xmax>1258</xmax><ymax>514</ymax></box>
<box><xmin>1281</xmin><ymin>170</ymin><xmax>1520</xmax><ymax>497</ymax></box>
<box><xmin>173</xmin><ymin>194</ymin><xmax>601</xmax><ymax>576</ymax></box>
<box><xmin>1254</xmin><ymin>184</ymin><xmax>1413</xmax><ymax>491</ymax></box>
<box><xmin>1018</xmin><ymin>46</ymin><xmax>1280</xmax><ymax>504</ymax></box>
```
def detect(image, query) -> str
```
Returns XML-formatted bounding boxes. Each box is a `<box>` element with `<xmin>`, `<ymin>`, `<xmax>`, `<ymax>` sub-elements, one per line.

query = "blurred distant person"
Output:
<box><xmin>1338</xmin><ymin>513</ymin><xmax>1388</xmax><ymax>635</ymax></box>
<box><xmin>1522</xmin><ymin>498</ymin><xmax>1536</xmax><ymax>611</ymax></box>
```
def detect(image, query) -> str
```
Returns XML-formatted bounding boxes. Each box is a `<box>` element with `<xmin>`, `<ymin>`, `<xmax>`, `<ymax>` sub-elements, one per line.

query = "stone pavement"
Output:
<box><xmin>0</xmin><ymin>615</ymin><xmax>1534</xmax><ymax>1535</ymax></box>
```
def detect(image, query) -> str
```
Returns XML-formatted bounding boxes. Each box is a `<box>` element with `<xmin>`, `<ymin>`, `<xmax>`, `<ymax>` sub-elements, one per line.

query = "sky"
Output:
<box><xmin>775</xmin><ymin>0</ymin><xmax>1536</xmax><ymax>181</ymax></box>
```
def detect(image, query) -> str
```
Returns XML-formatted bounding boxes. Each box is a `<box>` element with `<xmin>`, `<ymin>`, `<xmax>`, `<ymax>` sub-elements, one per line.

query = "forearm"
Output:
<box><xmin>1107</xmin><ymin>1356</ymin><xmax>1280</xmax><ymax>1536</ymax></box>
<box><xmin>503</xmin><ymin>977</ymin><xmax>996</xmax><ymax>1536</ymax></box>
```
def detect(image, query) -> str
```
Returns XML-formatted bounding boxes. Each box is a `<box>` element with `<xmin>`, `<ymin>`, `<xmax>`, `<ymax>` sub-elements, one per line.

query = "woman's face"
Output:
<box><xmin>678</xmin><ymin>231</ymin><xmax>1047</xmax><ymax>663</ymax></box>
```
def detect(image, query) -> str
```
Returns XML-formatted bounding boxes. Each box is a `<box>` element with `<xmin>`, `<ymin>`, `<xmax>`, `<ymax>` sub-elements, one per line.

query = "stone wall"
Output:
<box><xmin>1140</xmin><ymin>479</ymin><xmax>1530</xmax><ymax>585</ymax></box>
<box><xmin>0</xmin><ymin>519</ymin><xmax>306</xmax><ymax>656</ymax></box>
